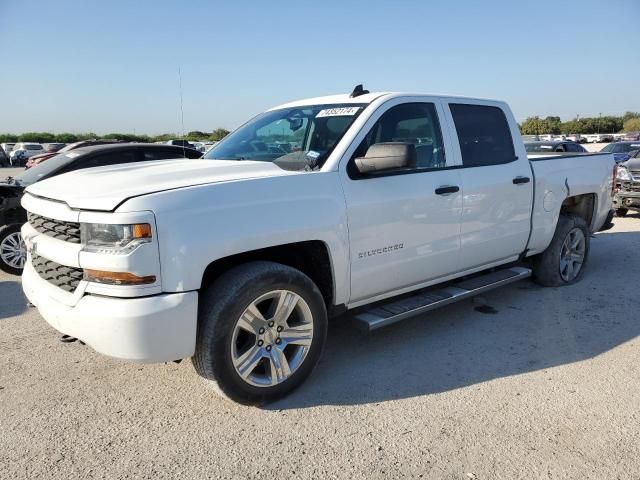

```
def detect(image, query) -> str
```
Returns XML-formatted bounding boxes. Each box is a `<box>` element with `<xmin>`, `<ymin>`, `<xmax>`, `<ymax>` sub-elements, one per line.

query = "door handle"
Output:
<box><xmin>512</xmin><ymin>176</ymin><xmax>530</xmax><ymax>185</ymax></box>
<box><xmin>435</xmin><ymin>185</ymin><xmax>460</xmax><ymax>195</ymax></box>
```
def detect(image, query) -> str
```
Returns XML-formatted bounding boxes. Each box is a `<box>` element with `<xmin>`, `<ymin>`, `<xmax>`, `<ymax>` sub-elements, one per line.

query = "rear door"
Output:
<box><xmin>340</xmin><ymin>98</ymin><xmax>463</xmax><ymax>304</ymax></box>
<box><xmin>445</xmin><ymin>101</ymin><xmax>533</xmax><ymax>270</ymax></box>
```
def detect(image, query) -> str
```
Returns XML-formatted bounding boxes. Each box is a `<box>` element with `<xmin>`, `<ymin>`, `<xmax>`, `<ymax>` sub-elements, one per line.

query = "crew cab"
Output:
<box><xmin>20</xmin><ymin>89</ymin><xmax>616</xmax><ymax>405</ymax></box>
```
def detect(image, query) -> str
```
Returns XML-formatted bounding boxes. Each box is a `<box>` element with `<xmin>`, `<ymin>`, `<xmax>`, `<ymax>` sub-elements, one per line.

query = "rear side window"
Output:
<box><xmin>144</xmin><ymin>148</ymin><xmax>185</xmax><ymax>160</ymax></box>
<box><xmin>76</xmin><ymin>150</ymin><xmax>139</xmax><ymax>170</ymax></box>
<box><xmin>449</xmin><ymin>104</ymin><xmax>515</xmax><ymax>167</ymax></box>
<box><xmin>143</xmin><ymin>148</ymin><xmax>201</xmax><ymax>160</ymax></box>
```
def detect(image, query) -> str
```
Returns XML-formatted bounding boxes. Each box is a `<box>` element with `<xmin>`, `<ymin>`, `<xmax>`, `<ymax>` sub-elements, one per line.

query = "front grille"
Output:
<box><xmin>32</xmin><ymin>253</ymin><xmax>83</xmax><ymax>293</ymax></box>
<box><xmin>27</xmin><ymin>212</ymin><xmax>81</xmax><ymax>244</ymax></box>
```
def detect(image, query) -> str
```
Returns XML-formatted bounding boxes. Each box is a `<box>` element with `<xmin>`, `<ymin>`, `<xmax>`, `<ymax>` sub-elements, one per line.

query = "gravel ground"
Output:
<box><xmin>1</xmin><ymin>215</ymin><xmax>639</xmax><ymax>479</ymax></box>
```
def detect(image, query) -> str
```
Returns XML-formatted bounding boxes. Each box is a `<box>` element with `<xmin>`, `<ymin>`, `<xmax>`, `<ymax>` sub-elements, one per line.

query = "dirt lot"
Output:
<box><xmin>1</xmin><ymin>215</ymin><xmax>639</xmax><ymax>479</ymax></box>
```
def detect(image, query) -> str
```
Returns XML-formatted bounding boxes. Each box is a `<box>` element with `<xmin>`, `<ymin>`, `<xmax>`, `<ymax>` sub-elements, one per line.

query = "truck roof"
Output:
<box><xmin>269</xmin><ymin>91</ymin><xmax>504</xmax><ymax>110</ymax></box>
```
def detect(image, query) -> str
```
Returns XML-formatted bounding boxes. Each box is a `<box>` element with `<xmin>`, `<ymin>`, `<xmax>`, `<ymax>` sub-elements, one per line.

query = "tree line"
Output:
<box><xmin>0</xmin><ymin>128</ymin><xmax>230</xmax><ymax>144</ymax></box>
<box><xmin>519</xmin><ymin>111</ymin><xmax>640</xmax><ymax>135</ymax></box>
<box><xmin>4</xmin><ymin>111</ymin><xmax>640</xmax><ymax>144</ymax></box>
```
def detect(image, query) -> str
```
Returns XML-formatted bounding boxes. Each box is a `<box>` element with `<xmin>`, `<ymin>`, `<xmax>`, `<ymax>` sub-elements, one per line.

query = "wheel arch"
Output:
<box><xmin>560</xmin><ymin>193</ymin><xmax>597</xmax><ymax>231</ymax></box>
<box><xmin>200</xmin><ymin>240</ymin><xmax>337</xmax><ymax>310</ymax></box>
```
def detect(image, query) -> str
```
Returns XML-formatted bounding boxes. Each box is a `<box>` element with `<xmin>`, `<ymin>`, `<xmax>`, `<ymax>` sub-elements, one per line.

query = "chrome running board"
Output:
<box><xmin>353</xmin><ymin>267</ymin><xmax>532</xmax><ymax>332</ymax></box>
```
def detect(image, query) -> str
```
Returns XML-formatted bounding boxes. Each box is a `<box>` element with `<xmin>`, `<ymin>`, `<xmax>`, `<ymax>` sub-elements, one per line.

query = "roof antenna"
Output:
<box><xmin>349</xmin><ymin>84</ymin><xmax>369</xmax><ymax>98</ymax></box>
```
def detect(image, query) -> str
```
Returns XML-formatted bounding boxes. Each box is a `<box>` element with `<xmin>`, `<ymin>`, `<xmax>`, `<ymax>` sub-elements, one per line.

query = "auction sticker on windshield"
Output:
<box><xmin>316</xmin><ymin>107</ymin><xmax>361</xmax><ymax>118</ymax></box>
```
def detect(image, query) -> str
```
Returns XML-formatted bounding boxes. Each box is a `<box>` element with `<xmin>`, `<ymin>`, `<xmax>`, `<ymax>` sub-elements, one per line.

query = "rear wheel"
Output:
<box><xmin>192</xmin><ymin>261</ymin><xmax>328</xmax><ymax>405</ymax></box>
<box><xmin>532</xmin><ymin>214</ymin><xmax>590</xmax><ymax>287</ymax></box>
<box><xmin>0</xmin><ymin>224</ymin><xmax>26</xmax><ymax>275</ymax></box>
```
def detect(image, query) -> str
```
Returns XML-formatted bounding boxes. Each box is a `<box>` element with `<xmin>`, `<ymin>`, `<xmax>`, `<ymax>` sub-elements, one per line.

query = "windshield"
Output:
<box><xmin>601</xmin><ymin>143</ymin><xmax>640</xmax><ymax>153</ymax></box>
<box><xmin>14</xmin><ymin>151</ymin><xmax>79</xmax><ymax>185</ymax></box>
<box><xmin>203</xmin><ymin>103</ymin><xmax>366</xmax><ymax>171</ymax></box>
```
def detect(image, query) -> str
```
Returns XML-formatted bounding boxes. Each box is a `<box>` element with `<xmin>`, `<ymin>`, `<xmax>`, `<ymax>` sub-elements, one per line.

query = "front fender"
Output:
<box><xmin>118</xmin><ymin>172</ymin><xmax>351</xmax><ymax>305</ymax></box>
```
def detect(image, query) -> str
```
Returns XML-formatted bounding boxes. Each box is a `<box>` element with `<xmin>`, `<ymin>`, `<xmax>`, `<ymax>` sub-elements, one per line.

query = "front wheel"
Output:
<box><xmin>0</xmin><ymin>224</ymin><xmax>27</xmax><ymax>275</ymax></box>
<box><xmin>192</xmin><ymin>261</ymin><xmax>328</xmax><ymax>405</ymax></box>
<box><xmin>532</xmin><ymin>214</ymin><xmax>590</xmax><ymax>287</ymax></box>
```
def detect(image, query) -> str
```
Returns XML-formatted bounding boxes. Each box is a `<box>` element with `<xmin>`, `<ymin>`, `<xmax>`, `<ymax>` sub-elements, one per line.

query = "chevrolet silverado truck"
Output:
<box><xmin>21</xmin><ymin>88</ymin><xmax>616</xmax><ymax>405</ymax></box>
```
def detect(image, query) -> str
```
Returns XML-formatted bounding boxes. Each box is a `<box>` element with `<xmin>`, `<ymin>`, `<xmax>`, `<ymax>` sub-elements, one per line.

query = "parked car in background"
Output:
<box><xmin>191</xmin><ymin>142</ymin><xmax>206</xmax><ymax>153</ymax></box>
<box><xmin>584</xmin><ymin>133</ymin><xmax>614</xmax><ymax>143</ymax></box>
<box><xmin>44</xmin><ymin>143</ymin><xmax>66</xmax><ymax>153</ymax></box>
<box><xmin>565</xmin><ymin>134</ymin><xmax>588</xmax><ymax>143</ymax></box>
<box><xmin>0</xmin><ymin>143</ymin><xmax>203</xmax><ymax>275</ymax></box>
<box><xmin>525</xmin><ymin>141</ymin><xmax>587</xmax><ymax>154</ymax></box>
<box><xmin>622</xmin><ymin>131</ymin><xmax>640</xmax><ymax>141</ymax></box>
<box><xmin>1</xmin><ymin>143</ymin><xmax>16</xmax><ymax>154</ymax></box>
<box><xmin>166</xmin><ymin>139</ymin><xmax>197</xmax><ymax>149</ymax></box>
<box><xmin>614</xmin><ymin>149</ymin><xmax>640</xmax><ymax>217</ymax></box>
<box><xmin>9</xmin><ymin>143</ymin><xmax>44</xmax><ymax>166</ymax></box>
<box><xmin>600</xmin><ymin>141</ymin><xmax>640</xmax><ymax>162</ymax></box>
<box><xmin>0</xmin><ymin>147</ymin><xmax>9</xmax><ymax>167</ymax></box>
<box><xmin>202</xmin><ymin>141</ymin><xmax>218</xmax><ymax>152</ymax></box>
<box><xmin>25</xmin><ymin>139</ymin><xmax>126</xmax><ymax>169</ymax></box>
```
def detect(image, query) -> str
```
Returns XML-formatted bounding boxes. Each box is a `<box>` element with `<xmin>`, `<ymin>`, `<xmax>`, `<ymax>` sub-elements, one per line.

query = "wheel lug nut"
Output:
<box><xmin>258</xmin><ymin>328</ymin><xmax>265</xmax><ymax>334</ymax></box>
<box><xmin>266</xmin><ymin>345</ymin><xmax>272</xmax><ymax>351</ymax></box>
<box><xmin>268</xmin><ymin>321</ymin><xmax>275</xmax><ymax>327</ymax></box>
<box><xmin>257</xmin><ymin>340</ymin><xmax>264</xmax><ymax>347</ymax></box>
<box><xmin>275</xmin><ymin>338</ymin><xmax>282</xmax><ymax>345</ymax></box>
<box><xmin>277</xmin><ymin>326</ymin><xmax>283</xmax><ymax>332</ymax></box>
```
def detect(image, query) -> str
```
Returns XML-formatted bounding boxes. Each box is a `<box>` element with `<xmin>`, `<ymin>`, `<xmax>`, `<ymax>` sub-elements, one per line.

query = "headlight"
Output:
<box><xmin>81</xmin><ymin>223</ymin><xmax>152</xmax><ymax>254</ymax></box>
<box><xmin>617</xmin><ymin>167</ymin><xmax>632</xmax><ymax>181</ymax></box>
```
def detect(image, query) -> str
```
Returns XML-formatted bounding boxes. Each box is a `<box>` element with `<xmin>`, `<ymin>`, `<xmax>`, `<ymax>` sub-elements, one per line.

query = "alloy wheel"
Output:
<box><xmin>231</xmin><ymin>290</ymin><xmax>314</xmax><ymax>387</ymax></box>
<box><xmin>559</xmin><ymin>227</ymin><xmax>586</xmax><ymax>282</ymax></box>
<box><xmin>0</xmin><ymin>232</ymin><xmax>26</xmax><ymax>270</ymax></box>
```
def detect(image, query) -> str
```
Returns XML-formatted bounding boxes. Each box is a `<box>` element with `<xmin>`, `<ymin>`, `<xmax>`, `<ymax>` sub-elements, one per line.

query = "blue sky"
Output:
<box><xmin>0</xmin><ymin>0</ymin><xmax>638</xmax><ymax>134</ymax></box>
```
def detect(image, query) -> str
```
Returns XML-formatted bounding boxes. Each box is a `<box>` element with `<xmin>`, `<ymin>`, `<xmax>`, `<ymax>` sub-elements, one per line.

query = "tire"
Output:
<box><xmin>616</xmin><ymin>208</ymin><xmax>628</xmax><ymax>217</ymax></box>
<box><xmin>192</xmin><ymin>261</ymin><xmax>328</xmax><ymax>405</ymax></box>
<box><xmin>532</xmin><ymin>214</ymin><xmax>590</xmax><ymax>287</ymax></box>
<box><xmin>0</xmin><ymin>224</ymin><xmax>27</xmax><ymax>275</ymax></box>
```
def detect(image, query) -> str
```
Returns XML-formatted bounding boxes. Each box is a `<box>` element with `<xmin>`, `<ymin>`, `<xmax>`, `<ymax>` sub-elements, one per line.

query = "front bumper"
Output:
<box><xmin>22</xmin><ymin>260</ymin><xmax>198</xmax><ymax>362</ymax></box>
<box><xmin>614</xmin><ymin>186</ymin><xmax>640</xmax><ymax>210</ymax></box>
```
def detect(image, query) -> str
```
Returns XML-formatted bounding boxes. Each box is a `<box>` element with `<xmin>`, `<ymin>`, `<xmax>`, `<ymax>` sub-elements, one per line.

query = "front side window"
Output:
<box><xmin>204</xmin><ymin>103</ymin><xmax>366</xmax><ymax>171</ymax></box>
<box><xmin>450</xmin><ymin>104</ymin><xmax>515</xmax><ymax>167</ymax></box>
<box><xmin>350</xmin><ymin>102</ymin><xmax>446</xmax><ymax>175</ymax></box>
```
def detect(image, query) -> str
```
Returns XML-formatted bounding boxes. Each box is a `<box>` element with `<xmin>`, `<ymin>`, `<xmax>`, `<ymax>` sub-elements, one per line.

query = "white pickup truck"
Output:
<box><xmin>21</xmin><ymin>88</ymin><xmax>616</xmax><ymax>404</ymax></box>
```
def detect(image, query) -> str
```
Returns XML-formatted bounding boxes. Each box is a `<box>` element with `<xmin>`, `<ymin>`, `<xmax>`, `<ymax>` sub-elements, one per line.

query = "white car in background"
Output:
<box><xmin>1</xmin><ymin>143</ymin><xmax>16</xmax><ymax>154</ymax></box>
<box><xmin>191</xmin><ymin>142</ymin><xmax>206</xmax><ymax>153</ymax></box>
<box><xmin>9</xmin><ymin>143</ymin><xmax>45</xmax><ymax>166</ymax></box>
<box><xmin>584</xmin><ymin>133</ymin><xmax>613</xmax><ymax>143</ymax></box>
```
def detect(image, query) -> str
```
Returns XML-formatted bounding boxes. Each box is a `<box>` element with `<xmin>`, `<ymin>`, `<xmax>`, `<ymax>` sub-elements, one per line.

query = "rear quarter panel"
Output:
<box><xmin>117</xmin><ymin>172</ymin><xmax>350</xmax><ymax>304</ymax></box>
<box><xmin>527</xmin><ymin>153</ymin><xmax>614</xmax><ymax>255</ymax></box>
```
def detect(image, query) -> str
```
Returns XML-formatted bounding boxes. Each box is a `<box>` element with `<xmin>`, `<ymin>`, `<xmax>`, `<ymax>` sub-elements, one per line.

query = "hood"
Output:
<box><xmin>621</xmin><ymin>157</ymin><xmax>640</xmax><ymax>171</ymax></box>
<box><xmin>25</xmin><ymin>159</ymin><xmax>297</xmax><ymax>211</ymax></box>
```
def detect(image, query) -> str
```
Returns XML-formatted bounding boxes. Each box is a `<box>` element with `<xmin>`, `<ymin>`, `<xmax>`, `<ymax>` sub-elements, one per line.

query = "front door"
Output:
<box><xmin>340</xmin><ymin>100</ymin><xmax>463</xmax><ymax>304</ymax></box>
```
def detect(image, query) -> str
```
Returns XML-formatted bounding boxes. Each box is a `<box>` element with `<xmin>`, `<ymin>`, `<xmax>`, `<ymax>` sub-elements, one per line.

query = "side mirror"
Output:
<box><xmin>288</xmin><ymin>118</ymin><xmax>304</xmax><ymax>131</ymax></box>
<box><xmin>355</xmin><ymin>142</ymin><xmax>416</xmax><ymax>174</ymax></box>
